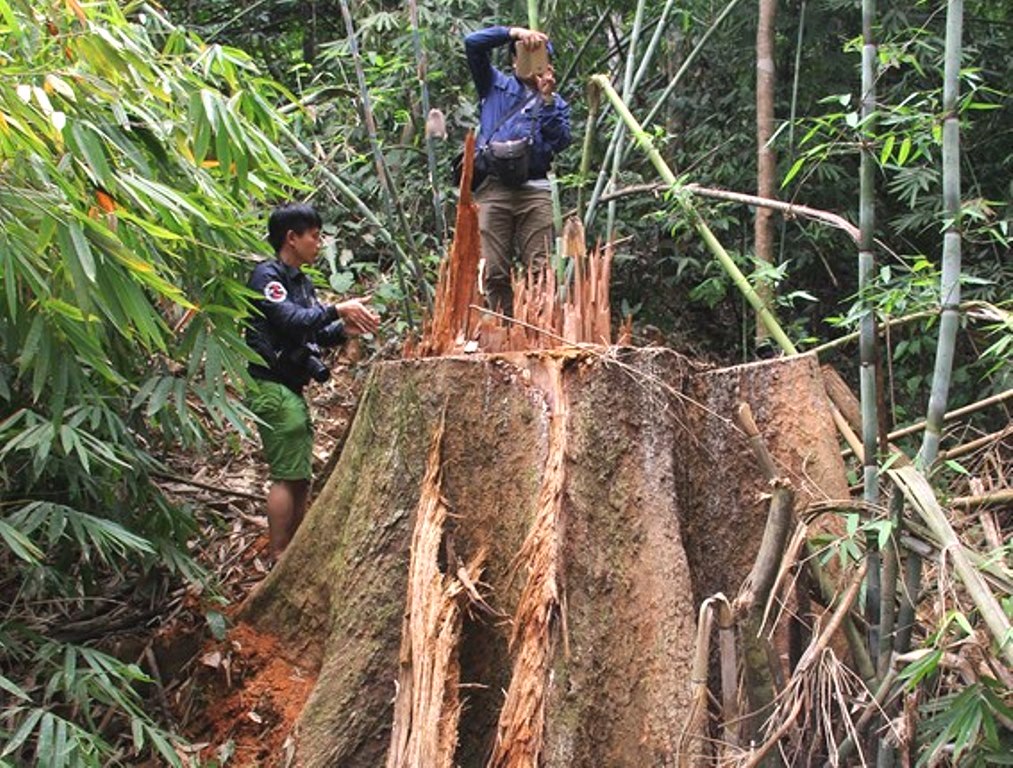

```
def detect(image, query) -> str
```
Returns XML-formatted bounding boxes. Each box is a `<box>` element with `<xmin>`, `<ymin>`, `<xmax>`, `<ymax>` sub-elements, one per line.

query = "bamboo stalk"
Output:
<box><xmin>887</xmin><ymin>387</ymin><xmax>1012</xmax><ymax>442</ymax></box>
<box><xmin>576</xmin><ymin>83</ymin><xmax>600</xmax><ymax>217</ymax></box>
<box><xmin>584</xmin><ymin>0</ymin><xmax>746</xmax><ymax>230</ymax></box>
<box><xmin>937</xmin><ymin>424</ymin><xmax>1013</xmax><ymax>462</ymax></box>
<box><xmin>338</xmin><ymin>0</ymin><xmax>432</xmax><ymax>313</ymax></box>
<box><xmin>590</xmin><ymin>75</ymin><xmax>798</xmax><ymax>354</ymax></box>
<box><xmin>888</xmin><ymin>465</ymin><xmax>1013</xmax><ymax>667</ymax></box>
<box><xmin>407</xmin><ymin>0</ymin><xmax>448</xmax><ymax>247</ymax></box>
<box><xmin>676</xmin><ymin>599</ymin><xmax>733</xmax><ymax>765</ymax></box>
<box><xmin>604</xmin><ymin>0</ymin><xmax>647</xmax><ymax>245</ymax></box>
<box><xmin>917</xmin><ymin>0</ymin><xmax>964</xmax><ymax>469</ymax></box>
<box><xmin>858</xmin><ymin>0</ymin><xmax>882</xmax><ymax>683</ymax></box>
<box><xmin>950</xmin><ymin>488</ymin><xmax>1013</xmax><ymax>509</ymax></box>
<box><xmin>527</xmin><ymin>0</ymin><xmax>539</xmax><ymax>31</ymax></box>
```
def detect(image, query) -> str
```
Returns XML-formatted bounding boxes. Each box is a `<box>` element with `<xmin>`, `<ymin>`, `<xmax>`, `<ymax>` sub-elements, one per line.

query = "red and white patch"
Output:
<box><xmin>263</xmin><ymin>281</ymin><xmax>288</xmax><ymax>303</ymax></box>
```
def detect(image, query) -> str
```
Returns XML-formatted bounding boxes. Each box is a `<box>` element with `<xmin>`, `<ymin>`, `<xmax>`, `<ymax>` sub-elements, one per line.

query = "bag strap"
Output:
<box><xmin>481</xmin><ymin>93</ymin><xmax>537</xmax><ymax>146</ymax></box>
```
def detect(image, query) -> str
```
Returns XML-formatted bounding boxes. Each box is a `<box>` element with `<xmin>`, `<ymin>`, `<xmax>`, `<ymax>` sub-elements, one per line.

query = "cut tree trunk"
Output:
<box><xmin>239</xmin><ymin>348</ymin><xmax>849</xmax><ymax>767</ymax></box>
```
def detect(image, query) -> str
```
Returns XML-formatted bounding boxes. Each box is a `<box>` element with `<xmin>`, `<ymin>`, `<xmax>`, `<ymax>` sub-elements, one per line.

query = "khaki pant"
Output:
<box><xmin>476</xmin><ymin>179</ymin><xmax>554</xmax><ymax>314</ymax></box>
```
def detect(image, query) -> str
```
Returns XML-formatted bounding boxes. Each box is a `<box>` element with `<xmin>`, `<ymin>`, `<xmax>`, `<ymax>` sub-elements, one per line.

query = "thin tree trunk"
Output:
<box><xmin>858</xmin><ymin>0</ymin><xmax>882</xmax><ymax>671</ymax></box>
<box><xmin>754</xmin><ymin>0</ymin><xmax>778</xmax><ymax>348</ymax></box>
<box><xmin>407</xmin><ymin>0</ymin><xmax>448</xmax><ymax>247</ymax></box>
<box><xmin>337</xmin><ymin>0</ymin><xmax>432</xmax><ymax>313</ymax></box>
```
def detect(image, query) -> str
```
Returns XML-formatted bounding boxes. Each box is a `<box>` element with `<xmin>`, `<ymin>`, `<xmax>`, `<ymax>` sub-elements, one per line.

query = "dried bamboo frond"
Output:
<box><xmin>487</xmin><ymin>361</ymin><xmax>568</xmax><ymax>768</ymax></box>
<box><xmin>729</xmin><ymin>563</ymin><xmax>873</xmax><ymax>768</ymax></box>
<box><xmin>679</xmin><ymin>594</ymin><xmax>738</xmax><ymax>767</ymax></box>
<box><xmin>386</xmin><ymin>415</ymin><xmax>488</xmax><ymax>768</ymax></box>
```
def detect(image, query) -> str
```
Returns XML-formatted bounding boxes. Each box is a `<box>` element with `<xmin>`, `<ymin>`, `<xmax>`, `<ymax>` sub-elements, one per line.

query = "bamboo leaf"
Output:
<box><xmin>1</xmin><ymin>709</ymin><xmax>44</xmax><ymax>757</ymax></box>
<box><xmin>897</xmin><ymin>136</ymin><xmax>912</xmax><ymax>165</ymax></box>
<box><xmin>0</xmin><ymin>674</ymin><xmax>31</xmax><ymax>702</ymax></box>
<box><xmin>880</xmin><ymin>133</ymin><xmax>895</xmax><ymax>165</ymax></box>
<box><xmin>781</xmin><ymin>156</ymin><xmax>805</xmax><ymax>188</ymax></box>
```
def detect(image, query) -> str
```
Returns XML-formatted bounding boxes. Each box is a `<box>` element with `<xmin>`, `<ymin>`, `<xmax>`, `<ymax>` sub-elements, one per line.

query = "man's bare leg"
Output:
<box><xmin>266</xmin><ymin>478</ymin><xmax>310</xmax><ymax>558</ymax></box>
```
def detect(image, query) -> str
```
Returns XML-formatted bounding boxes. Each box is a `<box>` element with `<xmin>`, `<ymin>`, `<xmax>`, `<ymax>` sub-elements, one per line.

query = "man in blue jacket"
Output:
<box><xmin>246</xmin><ymin>203</ymin><xmax>379</xmax><ymax>558</ymax></box>
<box><xmin>464</xmin><ymin>25</ymin><xmax>572</xmax><ymax>315</ymax></box>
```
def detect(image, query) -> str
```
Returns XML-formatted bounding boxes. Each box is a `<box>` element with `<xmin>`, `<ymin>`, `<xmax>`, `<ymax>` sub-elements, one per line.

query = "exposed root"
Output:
<box><xmin>386</xmin><ymin>413</ymin><xmax>488</xmax><ymax>768</ymax></box>
<box><xmin>487</xmin><ymin>359</ymin><xmax>569</xmax><ymax>768</ymax></box>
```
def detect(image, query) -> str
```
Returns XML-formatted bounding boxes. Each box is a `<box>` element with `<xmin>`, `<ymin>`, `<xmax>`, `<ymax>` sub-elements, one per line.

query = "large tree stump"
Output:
<box><xmin>239</xmin><ymin>348</ymin><xmax>848</xmax><ymax>767</ymax></box>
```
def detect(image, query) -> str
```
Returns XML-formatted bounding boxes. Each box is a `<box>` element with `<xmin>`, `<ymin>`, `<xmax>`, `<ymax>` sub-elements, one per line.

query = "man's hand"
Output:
<box><xmin>535</xmin><ymin>65</ymin><xmax>556</xmax><ymax>104</ymax></box>
<box><xmin>509</xmin><ymin>27</ymin><xmax>548</xmax><ymax>50</ymax></box>
<box><xmin>334</xmin><ymin>296</ymin><xmax>380</xmax><ymax>336</ymax></box>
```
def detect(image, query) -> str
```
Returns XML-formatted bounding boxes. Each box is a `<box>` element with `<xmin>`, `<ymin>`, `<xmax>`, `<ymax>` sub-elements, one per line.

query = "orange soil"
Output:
<box><xmin>188</xmin><ymin>619</ymin><xmax>316</xmax><ymax>766</ymax></box>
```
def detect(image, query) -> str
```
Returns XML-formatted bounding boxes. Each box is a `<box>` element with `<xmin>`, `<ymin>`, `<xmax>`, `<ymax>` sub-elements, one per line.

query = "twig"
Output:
<box><xmin>153</xmin><ymin>471</ymin><xmax>263</xmax><ymax>502</ymax></box>
<box><xmin>937</xmin><ymin>424</ymin><xmax>1013</xmax><ymax>462</ymax></box>
<box><xmin>950</xmin><ymin>488</ymin><xmax>1013</xmax><ymax>509</ymax></box>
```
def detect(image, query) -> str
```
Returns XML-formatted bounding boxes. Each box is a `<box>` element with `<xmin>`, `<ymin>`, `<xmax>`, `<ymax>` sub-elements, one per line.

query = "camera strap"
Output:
<box><xmin>480</xmin><ymin>92</ymin><xmax>538</xmax><ymax>148</ymax></box>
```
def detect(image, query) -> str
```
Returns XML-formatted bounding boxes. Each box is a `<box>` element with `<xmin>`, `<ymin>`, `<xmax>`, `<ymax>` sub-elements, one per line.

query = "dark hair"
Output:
<box><xmin>267</xmin><ymin>203</ymin><xmax>323</xmax><ymax>253</ymax></box>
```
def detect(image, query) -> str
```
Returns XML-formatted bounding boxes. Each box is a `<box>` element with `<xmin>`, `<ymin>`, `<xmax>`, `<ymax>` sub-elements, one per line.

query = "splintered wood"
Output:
<box><xmin>410</xmin><ymin>164</ymin><xmax>614</xmax><ymax>355</ymax></box>
<box><xmin>385</xmin><ymin>416</ymin><xmax>487</xmax><ymax>768</ymax></box>
<box><xmin>487</xmin><ymin>360</ymin><xmax>568</xmax><ymax>768</ymax></box>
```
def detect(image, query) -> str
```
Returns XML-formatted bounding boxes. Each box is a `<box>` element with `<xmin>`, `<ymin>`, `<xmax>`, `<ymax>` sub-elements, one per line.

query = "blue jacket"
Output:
<box><xmin>245</xmin><ymin>259</ymin><xmax>346</xmax><ymax>393</ymax></box>
<box><xmin>464</xmin><ymin>26</ymin><xmax>571</xmax><ymax>179</ymax></box>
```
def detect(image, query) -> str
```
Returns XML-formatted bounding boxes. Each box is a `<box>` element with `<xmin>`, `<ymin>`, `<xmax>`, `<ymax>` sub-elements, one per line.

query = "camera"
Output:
<box><xmin>305</xmin><ymin>351</ymin><xmax>330</xmax><ymax>383</ymax></box>
<box><xmin>286</xmin><ymin>343</ymin><xmax>330</xmax><ymax>383</ymax></box>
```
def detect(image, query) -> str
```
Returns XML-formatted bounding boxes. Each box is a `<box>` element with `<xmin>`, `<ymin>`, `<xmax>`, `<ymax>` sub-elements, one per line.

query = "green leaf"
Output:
<box><xmin>879</xmin><ymin>133</ymin><xmax>895</xmax><ymax>165</ymax></box>
<box><xmin>205</xmin><ymin>610</ymin><xmax>228</xmax><ymax>641</ymax></box>
<box><xmin>68</xmin><ymin>221</ymin><xmax>97</xmax><ymax>282</ymax></box>
<box><xmin>897</xmin><ymin>136</ymin><xmax>912</xmax><ymax>165</ymax></box>
<box><xmin>0</xmin><ymin>518</ymin><xmax>45</xmax><ymax>563</ymax></box>
<box><xmin>781</xmin><ymin>157</ymin><xmax>805</xmax><ymax>188</ymax></box>
<box><xmin>0</xmin><ymin>673</ymin><xmax>31</xmax><ymax>702</ymax></box>
<box><xmin>1</xmin><ymin>708</ymin><xmax>43</xmax><ymax>757</ymax></box>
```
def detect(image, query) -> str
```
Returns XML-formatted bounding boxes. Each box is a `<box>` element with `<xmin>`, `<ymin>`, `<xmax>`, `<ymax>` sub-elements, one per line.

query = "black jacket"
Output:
<box><xmin>245</xmin><ymin>259</ymin><xmax>346</xmax><ymax>393</ymax></box>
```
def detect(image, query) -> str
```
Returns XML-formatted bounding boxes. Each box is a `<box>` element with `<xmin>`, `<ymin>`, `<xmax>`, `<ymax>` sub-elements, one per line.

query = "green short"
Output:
<box><xmin>248</xmin><ymin>380</ymin><xmax>313</xmax><ymax>481</ymax></box>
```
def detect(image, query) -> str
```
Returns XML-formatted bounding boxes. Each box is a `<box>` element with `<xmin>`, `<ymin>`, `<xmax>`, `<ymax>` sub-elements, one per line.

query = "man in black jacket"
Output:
<box><xmin>246</xmin><ymin>203</ymin><xmax>379</xmax><ymax>558</ymax></box>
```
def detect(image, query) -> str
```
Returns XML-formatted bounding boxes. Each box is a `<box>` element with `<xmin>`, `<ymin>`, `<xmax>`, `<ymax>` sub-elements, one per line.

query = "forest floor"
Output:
<box><xmin>151</xmin><ymin>353</ymin><xmax>368</xmax><ymax>767</ymax></box>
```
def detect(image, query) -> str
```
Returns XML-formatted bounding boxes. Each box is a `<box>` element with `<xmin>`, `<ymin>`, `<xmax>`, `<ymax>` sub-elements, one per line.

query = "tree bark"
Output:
<box><xmin>239</xmin><ymin>349</ymin><xmax>849</xmax><ymax>767</ymax></box>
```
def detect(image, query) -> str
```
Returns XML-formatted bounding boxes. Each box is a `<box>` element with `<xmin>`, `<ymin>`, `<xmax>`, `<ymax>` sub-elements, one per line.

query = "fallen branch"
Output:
<box><xmin>950</xmin><ymin>488</ymin><xmax>1013</xmax><ymax>509</ymax></box>
<box><xmin>153</xmin><ymin>471</ymin><xmax>263</xmax><ymax>502</ymax></box>
<box><xmin>937</xmin><ymin>424</ymin><xmax>1013</xmax><ymax>462</ymax></box>
<box><xmin>887</xmin><ymin>387</ymin><xmax>1013</xmax><ymax>442</ymax></box>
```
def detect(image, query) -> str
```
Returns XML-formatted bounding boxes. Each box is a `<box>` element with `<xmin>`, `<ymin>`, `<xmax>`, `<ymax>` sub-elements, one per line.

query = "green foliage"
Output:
<box><xmin>898</xmin><ymin>656</ymin><xmax>1013</xmax><ymax>767</ymax></box>
<box><xmin>0</xmin><ymin>0</ymin><xmax>304</xmax><ymax>762</ymax></box>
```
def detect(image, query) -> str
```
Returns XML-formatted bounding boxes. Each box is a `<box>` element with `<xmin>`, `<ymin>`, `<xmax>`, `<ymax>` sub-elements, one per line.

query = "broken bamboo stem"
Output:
<box><xmin>888</xmin><ymin>465</ymin><xmax>1013</xmax><ymax>667</ymax></box>
<box><xmin>937</xmin><ymin>424</ymin><xmax>1013</xmax><ymax>462</ymax></box>
<box><xmin>590</xmin><ymin>74</ymin><xmax>798</xmax><ymax>355</ymax></box>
